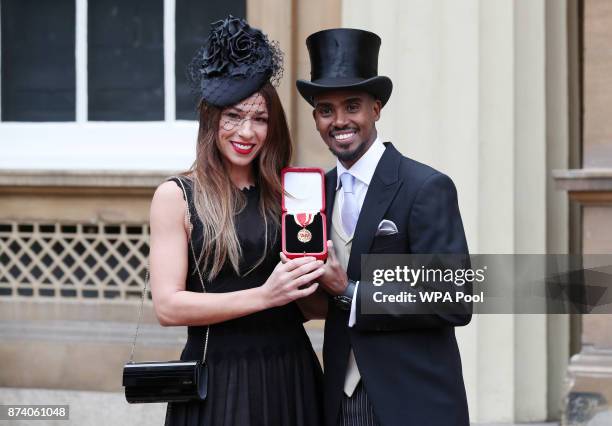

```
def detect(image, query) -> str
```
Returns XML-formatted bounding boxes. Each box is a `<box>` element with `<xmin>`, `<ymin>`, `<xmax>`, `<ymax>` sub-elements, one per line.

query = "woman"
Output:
<box><xmin>150</xmin><ymin>16</ymin><xmax>325</xmax><ymax>426</ymax></box>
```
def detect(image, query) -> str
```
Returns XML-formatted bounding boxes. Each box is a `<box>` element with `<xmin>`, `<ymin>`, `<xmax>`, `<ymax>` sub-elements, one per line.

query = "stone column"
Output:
<box><xmin>553</xmin><ymin>0</ymin><xmax>612</xmax><ymax>423</ymax></box>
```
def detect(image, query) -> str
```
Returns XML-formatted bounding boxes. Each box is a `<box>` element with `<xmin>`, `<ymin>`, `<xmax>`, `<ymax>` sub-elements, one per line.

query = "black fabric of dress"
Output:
<box><xmin>165</xmin><ymin>177</ymin><xmax>324</xmax><ymax>426</ymax></box>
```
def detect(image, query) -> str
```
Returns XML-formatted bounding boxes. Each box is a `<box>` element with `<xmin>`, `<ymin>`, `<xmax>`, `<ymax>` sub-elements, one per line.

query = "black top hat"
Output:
<box><xmin>188</xmin><ymin>16</ymin><xmax>283</xmax><ymax>107</ymax></box>
<box><xmin>296</xmin><ymin>28</ymin><xmax>392</xmax><ymax>107</ymax></box>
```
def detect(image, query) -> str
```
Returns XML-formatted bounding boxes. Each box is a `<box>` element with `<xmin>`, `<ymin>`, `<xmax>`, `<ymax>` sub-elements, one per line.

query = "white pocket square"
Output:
<box><xmin>375</xmin><ymin>219</ymin><xmax>398</xmax><ymax>236</ymax></box>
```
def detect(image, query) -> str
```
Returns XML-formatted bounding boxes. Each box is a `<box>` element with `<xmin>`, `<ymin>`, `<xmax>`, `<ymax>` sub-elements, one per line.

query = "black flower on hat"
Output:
<box><xmin>188</xmin><ymin>16</ymin><xmax>283</xmax><ymax>107</ymax></box>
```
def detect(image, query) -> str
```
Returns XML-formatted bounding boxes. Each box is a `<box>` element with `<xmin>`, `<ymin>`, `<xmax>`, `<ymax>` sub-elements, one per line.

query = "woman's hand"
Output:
<box><xmin>260</xmin><ymin>256</ymin><xmax>324</xmax><ymax>308</ymax></box>
<box><xmin>279</xmin><ymin>252</ymin><xmax>328</xmax><ymax>319</ymax></box>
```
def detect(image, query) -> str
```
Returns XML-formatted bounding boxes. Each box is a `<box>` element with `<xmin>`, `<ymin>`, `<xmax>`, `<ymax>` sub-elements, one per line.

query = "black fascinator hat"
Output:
<box><xmin>296</xmin><ymin>28</ymin><xmax>392</xmax><ymax>107</ymax></box>
<box><xmin>188</xmin><ymin>16</ymin><xmax>283</xmax><ymax>107</ymax></box>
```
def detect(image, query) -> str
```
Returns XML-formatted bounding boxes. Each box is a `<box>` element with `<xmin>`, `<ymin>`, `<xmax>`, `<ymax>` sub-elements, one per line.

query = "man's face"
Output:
<box><xmin>312</xmin><ymin>90</ymin><xmax>381</xmax><ymax>168</ymax></box>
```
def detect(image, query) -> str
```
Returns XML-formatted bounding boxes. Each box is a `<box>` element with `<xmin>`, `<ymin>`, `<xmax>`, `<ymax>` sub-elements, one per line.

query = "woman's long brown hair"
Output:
<box><xmin>185</xmin><ymin>82</ymin><xmax>292</xmax><ymax>281</ymax></box>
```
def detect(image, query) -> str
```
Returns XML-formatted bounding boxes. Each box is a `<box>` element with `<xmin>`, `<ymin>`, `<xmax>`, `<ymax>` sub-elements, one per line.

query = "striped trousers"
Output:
<box><xmin>338</xmin><ymin>382</ymin><xmax>380</xmax><ymax>426</ymax></box>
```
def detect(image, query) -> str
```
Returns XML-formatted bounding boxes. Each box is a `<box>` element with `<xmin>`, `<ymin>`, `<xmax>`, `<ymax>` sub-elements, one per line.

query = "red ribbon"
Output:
<box><xmin>294</xmin><ymin>213</ymin><xmax>315</xmax><ymax>227</ymax></box>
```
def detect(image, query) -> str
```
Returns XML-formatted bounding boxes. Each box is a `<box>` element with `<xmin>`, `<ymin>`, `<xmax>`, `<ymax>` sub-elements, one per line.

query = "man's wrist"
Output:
<box><xmin>333</xmin><ymin>279</ymin><xmax>358</xmax><ymax>310</ymax></box>
<box><xmin>342</xmin><ymin>279</ymin><xmax>357</xmax><ymax>297</ymax></box>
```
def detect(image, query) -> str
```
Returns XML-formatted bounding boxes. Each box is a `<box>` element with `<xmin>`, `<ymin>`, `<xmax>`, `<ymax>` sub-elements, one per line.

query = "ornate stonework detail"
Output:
<box><xmin>0</xmin><ymin>222</ymin><xmax>149</xmax><ymax>300</ymax></box>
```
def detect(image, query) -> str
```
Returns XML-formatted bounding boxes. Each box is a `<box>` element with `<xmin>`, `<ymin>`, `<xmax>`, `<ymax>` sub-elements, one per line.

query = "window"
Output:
<box><xmin>88</xmin><ymin>0</ymin><xmax>164</xmax><ymax>121</ymax></box>
<box><xmin>1</xmin><ymin>0</ymin><xmax>76</xmax><ymax>121</ymax></box>
<box><xmin>1</xmin><ymin>0</ymin><xmax>247</xmax><ymax>123</ymax></box>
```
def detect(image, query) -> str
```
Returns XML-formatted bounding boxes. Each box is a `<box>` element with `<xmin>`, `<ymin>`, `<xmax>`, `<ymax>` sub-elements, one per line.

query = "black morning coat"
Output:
<box><xmin>323</xmin><ymin>143</ymin><xmax>472</xmax><ymax>426</ymax></box>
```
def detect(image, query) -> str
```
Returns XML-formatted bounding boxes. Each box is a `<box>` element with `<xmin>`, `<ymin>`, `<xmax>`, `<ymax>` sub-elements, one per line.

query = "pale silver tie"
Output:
<box><xmin>344</xmin><ymin>350</ymin><xmax>361</xmax><ymax>397</ymax></box>
<box><xmin>339</xmin><ymin>172</ymin><xmax>362</xmax><ymax>397</ymax></box>
<box><xmin>340</xmin><ymin>172</ymin><xmax>359</xmax><ymax>237</ymax></box>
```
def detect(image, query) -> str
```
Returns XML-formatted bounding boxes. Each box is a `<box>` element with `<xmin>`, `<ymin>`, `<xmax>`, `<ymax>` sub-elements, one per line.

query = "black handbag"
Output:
<box><xmin>123</xmin><ymin>360</ymin><xmax>208</xmax><ymax>403</ymax></box>
<box><xmin>123</xmin><ymin>176</ymin><xmax>210</xmax><ymax>404</ymax></box>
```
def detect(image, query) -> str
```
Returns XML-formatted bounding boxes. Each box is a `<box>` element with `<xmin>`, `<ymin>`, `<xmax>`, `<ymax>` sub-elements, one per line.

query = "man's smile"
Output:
<box><xmin>330</xmin><ymin>129</ymin><xmax>358</xmax><ymax>144</ymax></box>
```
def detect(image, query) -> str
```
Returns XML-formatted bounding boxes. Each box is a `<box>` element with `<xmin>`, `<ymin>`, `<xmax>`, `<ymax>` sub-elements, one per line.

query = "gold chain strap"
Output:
<box><xmin>129</xmin><ymin>176</ymin><xmax>210</xmax><ymax>364</ymax></box>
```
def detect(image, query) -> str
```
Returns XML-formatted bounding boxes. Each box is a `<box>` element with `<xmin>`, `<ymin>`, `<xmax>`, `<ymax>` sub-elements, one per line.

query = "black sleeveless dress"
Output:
<box><xmin>165</xmin><ymin>177</ymin><xmax>324</xmax><ymax>426</ymax></box>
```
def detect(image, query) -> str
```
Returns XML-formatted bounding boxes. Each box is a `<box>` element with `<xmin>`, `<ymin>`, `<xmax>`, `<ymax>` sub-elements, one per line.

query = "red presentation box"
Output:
<box><xmin>281</xmin><ymin>167</ymin><xmax>328</xmax><ymax>260</ymax></box>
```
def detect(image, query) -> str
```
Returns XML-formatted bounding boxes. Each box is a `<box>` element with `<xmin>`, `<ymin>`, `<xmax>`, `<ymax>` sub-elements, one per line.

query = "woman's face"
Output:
<box><xmin>217</xmin><ymin>92</ymin><xmax>268</xmax><ymax>171</ymax></box>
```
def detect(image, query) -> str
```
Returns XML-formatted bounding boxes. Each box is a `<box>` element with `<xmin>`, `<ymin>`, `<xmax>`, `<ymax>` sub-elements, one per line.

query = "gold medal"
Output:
<box><xmin>297</xmin><ymin>228</ymin><xmax>312</xmax><ymax>243</ymax></box>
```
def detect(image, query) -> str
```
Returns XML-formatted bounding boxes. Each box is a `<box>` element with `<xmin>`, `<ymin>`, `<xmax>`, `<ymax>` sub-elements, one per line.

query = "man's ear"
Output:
<box><xmin>311</xmin><ymin>108</ymin><xmax>321</xmax><ymax>131</ymax></box>
<box><xmin>373</xmin><ymin>99</ymin><xmax>382</xmax><ymax>122</ymax></box>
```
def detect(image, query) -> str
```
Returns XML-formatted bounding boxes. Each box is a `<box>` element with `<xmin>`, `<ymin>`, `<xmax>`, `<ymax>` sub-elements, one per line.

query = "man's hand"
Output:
<box><xmin>318</xmin><ymin>240</ymin><xmax>349</xmax><ymax>295</ymax></box>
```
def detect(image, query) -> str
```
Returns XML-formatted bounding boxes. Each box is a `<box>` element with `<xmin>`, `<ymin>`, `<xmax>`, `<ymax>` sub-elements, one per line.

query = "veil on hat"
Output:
<box><xmin>187</xmin><ymin>15</ymin><xmax>283</xmax><ymax>107</ymax></box>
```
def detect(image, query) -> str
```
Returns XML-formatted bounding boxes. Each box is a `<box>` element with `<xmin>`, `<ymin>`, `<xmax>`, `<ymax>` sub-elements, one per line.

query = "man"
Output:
<box><xmin>296</xmin><ymin>29</ymin><xmax>472</xmax><ymax>426</ymax></box>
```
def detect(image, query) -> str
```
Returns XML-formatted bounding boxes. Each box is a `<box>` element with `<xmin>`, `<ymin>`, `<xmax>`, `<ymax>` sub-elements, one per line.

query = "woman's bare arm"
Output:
<box><xmin>149</xmin><ymin>181</ymin><xmax>323</xmax><ymax>327</ymax></box>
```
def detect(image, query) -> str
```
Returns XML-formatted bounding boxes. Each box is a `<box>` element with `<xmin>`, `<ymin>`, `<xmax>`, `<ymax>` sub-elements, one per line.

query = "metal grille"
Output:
<box><xmin>0</xmin><ymin>222</ymin><xmax>149</xmax><ymax>300</ymax></box>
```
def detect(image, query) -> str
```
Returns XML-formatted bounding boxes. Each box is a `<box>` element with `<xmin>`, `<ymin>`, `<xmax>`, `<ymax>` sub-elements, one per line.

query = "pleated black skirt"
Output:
<box><xmin>164</xmin><ymin>319</ymin><xmax>323</xmax><ymax>426</ymax></box>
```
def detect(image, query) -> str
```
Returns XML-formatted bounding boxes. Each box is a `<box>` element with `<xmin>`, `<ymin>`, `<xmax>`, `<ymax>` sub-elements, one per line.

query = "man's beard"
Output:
<box><xmin>329</xmin><ymin>139</ymin><xmax>368</xmax><ymax>164</ymax></box>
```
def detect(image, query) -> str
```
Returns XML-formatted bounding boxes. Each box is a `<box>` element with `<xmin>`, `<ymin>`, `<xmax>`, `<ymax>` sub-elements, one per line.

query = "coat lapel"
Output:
<box><xmin>346</xmin><ymin>143</ymin><xmax>402</xmax><ymax>280</ymax></box>
<box><xmin>325</xmin><ymin>167</ymin><xmax>338</xmax><ymax>231</ymax></box>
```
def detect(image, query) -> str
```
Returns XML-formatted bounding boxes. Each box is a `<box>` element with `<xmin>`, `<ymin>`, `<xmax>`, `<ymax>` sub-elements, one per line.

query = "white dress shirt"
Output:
<box><xmin>335</xmin><ymin>136</ymin><xmax>386</xmax><ymax>326</ymax></box>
